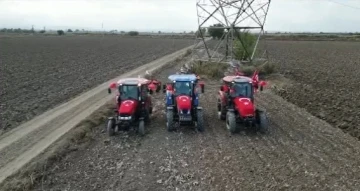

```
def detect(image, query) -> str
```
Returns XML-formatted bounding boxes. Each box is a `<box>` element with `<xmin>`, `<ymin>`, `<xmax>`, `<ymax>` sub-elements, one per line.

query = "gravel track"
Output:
<box><xmin>32</xmin><ymin>60</ymin><xmax>360</xmax><ymax>191</ymax></box>
<box><xmin>0</xmin><ymin>36</ymin><xmax>192</xmax><ymax>130</ymax></box>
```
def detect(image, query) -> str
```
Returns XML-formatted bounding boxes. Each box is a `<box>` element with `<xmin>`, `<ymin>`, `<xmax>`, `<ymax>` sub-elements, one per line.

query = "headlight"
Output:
<box><xmin>119</xmin><ymin>116</ymin><xmax>132</xmax><ymax>120</ymax></box>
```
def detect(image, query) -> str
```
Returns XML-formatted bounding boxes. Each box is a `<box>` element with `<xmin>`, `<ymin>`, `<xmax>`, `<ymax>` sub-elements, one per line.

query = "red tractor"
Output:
<box><xmin>163</xmin><ymin>74</ymin><xmax>205</xmax><ymax>132</ymax></box>
<box><xmin>217</xmin><ymin>71</ymin><xmax>268</xmax><ymax>133</ymax></box>
<box><xmin>107</xmin><ymin>78</ymin><xmax>161</xmax><ymax>136</ymax></box>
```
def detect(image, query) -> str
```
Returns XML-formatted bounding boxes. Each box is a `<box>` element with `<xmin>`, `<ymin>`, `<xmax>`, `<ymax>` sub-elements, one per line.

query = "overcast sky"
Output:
<box><xmin>0</xmin><ymin>0</ymin><xmax>359</xmax><ymax>33</ymax></box>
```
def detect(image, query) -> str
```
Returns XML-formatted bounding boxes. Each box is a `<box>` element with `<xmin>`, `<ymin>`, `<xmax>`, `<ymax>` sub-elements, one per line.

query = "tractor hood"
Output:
<box><xmin>233</xmin><ymin>97</ymin><xmax>254</xmax><ymax>117</ymax></box>
<box><xmin>118</xmin><ymin>100</ymin><xmax>138</xmax><ymax>115</ymax></box>
<box><xmin>176</xmin><ymin>95</ymin><xmax>192</xmax><ymax>111</ymax></box>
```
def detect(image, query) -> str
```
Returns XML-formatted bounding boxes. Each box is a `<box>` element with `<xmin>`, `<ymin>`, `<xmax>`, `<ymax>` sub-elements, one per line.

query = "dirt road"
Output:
<box><xmin>33</xmin><ymin>63</ymin><xmax>360</xmax><ymax>191</ymax></box>
<box><xmin>0</xmin><ymin>46</ymin><xmax>192</xmax><ymax>185</ymax></box>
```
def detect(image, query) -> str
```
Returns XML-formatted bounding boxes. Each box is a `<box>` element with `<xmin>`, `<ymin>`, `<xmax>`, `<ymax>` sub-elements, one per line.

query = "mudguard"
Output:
<box><xmin>218</xmin><ymin>91</ymin><xmax>227</xmax><ymax>105</ymax></box>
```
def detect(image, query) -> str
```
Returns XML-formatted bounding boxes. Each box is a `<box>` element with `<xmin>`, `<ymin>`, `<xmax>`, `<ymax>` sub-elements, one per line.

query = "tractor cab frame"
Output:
<box><xmin>162</xmin><ymin>74</ymin><xmax>205</xmax><ymax>132</ymax></box>
<box><xmin>218</xmin><ymin>75</ymin><xmax>268</xmax><ymax>134</ymax></box>
<box><xmin>107</xmin><ymin>78</ymin><xmax>160</xmax><ymax>136</ymax></box>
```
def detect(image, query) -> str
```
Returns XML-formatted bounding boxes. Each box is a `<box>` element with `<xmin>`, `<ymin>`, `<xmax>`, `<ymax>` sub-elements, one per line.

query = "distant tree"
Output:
<box><xmin>208</xmin><ymin>23</ymin><xmax>225</xmax><ymax>39</ymax></box>
<box><xmin>39</xmin><ymin>30</ymin><xmax>46</xmax><ymax>33</ymax></box>
<box><xmin>120</xmin><ymin>31</ymin><xmax>125</xmax><ymax>34</ymax></box>
<box><xmin>195</xmin><ymin>28</ymin><xmax>206</xmax><ymax>38</ymax></box>
<box><xmin>57</xmin><ymin>30</ymin><xmax>65</xmax><ymax>35</ymax></box>
<box><xmin>158</xmin><ymin>31</ymin><xmax>161</xmax><ymax>34</ymax></box>
<box><xmin>75</xmin><ymin>29</ymin><xmax>79</xmax><ymax>32</ymax></box>
<box><xmin>13</xmin><ymin>28</ymin><xmax>22</xmax><ymax>33</ymax></box>
<box><xmin>67</xmin><ymin>29</ymin><xmax>73</xmax><ymax>32</ymax></box>
<box><xmin>128</xmin><ymin>31</ymin><xmax>139</xmax><ymax>36</ymax></box>
<box><xmin>0</xmin><ymin>28</ymin><xmax>6</xmax><ymax>32</ymax></box>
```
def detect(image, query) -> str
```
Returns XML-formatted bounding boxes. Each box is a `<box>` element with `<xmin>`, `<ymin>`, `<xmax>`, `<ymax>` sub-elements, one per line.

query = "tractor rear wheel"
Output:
<box><xmin>257</xmin><ymin>111</ymin><xmax>269</xmax><ymax>134</ymax></box>
<box><xmin>107</xmin><ymin>119</ymin><xmax>115</xmax><ymax>136</ymax></box>
<box><xmin>138</xmin><ymin>120</ymin><xmax>145</xmax><ymax>136</ymax></box>
<box><xmin>226</xmin><ymin>111</ymin><xmax>237</xmax><ymax>134</ymax></box>
<box><xmin>166</xmin><ymin>109</ymin><xmax>175</xmax><ymax>132</ymax></box>
<box><xmin>196</xmin><ymin>109</ymin><xmax>204</xmax><ymax>132</ymax></box>
<box><xmin>144</xmin><ymin>109</ymin><xmax>151</xmax><ymax>124</ymax></box>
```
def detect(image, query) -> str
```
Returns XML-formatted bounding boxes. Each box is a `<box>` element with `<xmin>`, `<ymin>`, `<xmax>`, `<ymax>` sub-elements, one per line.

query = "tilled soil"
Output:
<box><xmin>32</xmin><ymin>63</ymin><xmax>360</xmax><ymax>191</ymax></box>
<box><xmin>267</xmin><ymin>40</ymin><xmax>360</xmax><ymax>140</ymax></box>
<box><xmin>0</xmin><ymin>36</ymin><xmax>192</xmax><ymax>130</ymax></box>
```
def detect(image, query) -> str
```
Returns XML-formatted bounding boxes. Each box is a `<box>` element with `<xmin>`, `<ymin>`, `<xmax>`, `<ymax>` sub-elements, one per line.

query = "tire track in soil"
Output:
<box><xmin>32</xmin><ymin>62</ymin><xmax>360</xmax><ymax>191</ymax></box>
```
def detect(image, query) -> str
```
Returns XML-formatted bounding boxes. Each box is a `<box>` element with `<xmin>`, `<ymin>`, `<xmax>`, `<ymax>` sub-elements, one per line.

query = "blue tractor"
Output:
<box><xmin>163</xmin><ymin>74</ymin><xmax>205</xmax><ymax>132</ymax></box>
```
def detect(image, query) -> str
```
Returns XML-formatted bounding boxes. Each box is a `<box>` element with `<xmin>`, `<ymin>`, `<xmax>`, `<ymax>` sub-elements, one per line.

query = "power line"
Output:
<box><xmin>327</xmin><ymin>0</ymin><xmax>360</xmax><ymax>10</ymax></box>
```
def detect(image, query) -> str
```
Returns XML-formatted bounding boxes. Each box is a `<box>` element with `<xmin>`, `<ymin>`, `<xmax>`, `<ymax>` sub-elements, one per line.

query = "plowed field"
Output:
<box><xmin>268</xmin><ymin>40</ymin><xmax>360</xmax><ymax>140</ymax></box>
<box><xmin>28</xmin><ymin>55</ymin><xmax>360</xmax><ymax>191</ymax></box>
<box><xmin>0</xmin><ymin>36</ymin><xmax>192</xmax><ymax>130</ymax></box>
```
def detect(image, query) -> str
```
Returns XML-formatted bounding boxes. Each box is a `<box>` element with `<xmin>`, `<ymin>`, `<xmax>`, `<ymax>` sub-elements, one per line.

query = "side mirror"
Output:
<box><xmin>259</xmin><ymin>81</ymin><xmax>267</xmax><ymax>92</ymax></box>
<box><xmin>108</xmin><ymin>82</ymin><xmax>116</xmax><ymax>94</ymax></box>
<box><xmin>109</xmin><ymin>82</ymin><xmax>116</xmax><ymax>89</ymax></box>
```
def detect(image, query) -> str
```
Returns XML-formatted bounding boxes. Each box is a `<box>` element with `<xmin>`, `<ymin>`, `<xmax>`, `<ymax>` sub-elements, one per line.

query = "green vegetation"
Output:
<box><xmin>190</xmin><ymin>61</ymin><xmax>228</xmax><ymax>79</ymax></box>
<box><xmin>128</xmin><ymin>31</ymin><xmax>139</xmax><ymax>36</ymax></box>
<box><xmin>234</xmin><ymin>31</ymin><xmax>257</xmax><ymax>61</ymax></box>
<box><xmin>208</xmin><ymin>23</ymin><xmax>224</xmax><ymax>39</ymax></box>
<box><xmin>57</xmin><ymin>30</ymin><xmax>65</xmax><ymax>35</ymax></box>
<box><xmin>195</xmin><ymin>28</ymin><xmax>207</xmax><ymax>38</ymax></box>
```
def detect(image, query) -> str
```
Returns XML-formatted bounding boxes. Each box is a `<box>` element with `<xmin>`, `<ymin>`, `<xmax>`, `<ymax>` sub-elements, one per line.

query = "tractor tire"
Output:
<box><xmin>149</xmin><ymin>107</ymin><xmax>153</xmax><ymax>114</ymax></box>
<box><xmin>196</xmin><ymin>109</ymin><xmax>204</xmax><ymax>132</ymax></box>
<box><xmin>138</xmin><ymin>120</ymin><xmax>145</xmax><ymax>136</ymax></box>
<box><xmin>226</xmin><ymin>111</ymin><xmax>237</xmax><ymax>134</ymax></box>
<box><xmin>107</xmin><ymin>119</ymin><xmax>115</xmax><ymax>136</ymax></box>
<box><xmin>217</xmin><ymin>99</ymin><xmax>226</xmax><ymax>120</ymax></box>
<box><xmin>166</xmin><ymin>109</ymin><xmax>175</xmax><ymax>132</ymax></box>
<box><xmin>258</xmin><ymin>111</ymin><xmax>269</xmax><ymax>134</ymax></box>
<box><xmin>145</xmin><ymin>109</ymin><xmax>151</xmax><ymax>124</ymax></box>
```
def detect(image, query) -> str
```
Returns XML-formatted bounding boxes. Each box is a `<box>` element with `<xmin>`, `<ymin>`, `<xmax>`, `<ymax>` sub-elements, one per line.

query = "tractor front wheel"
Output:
<box><xmin>107</xmin><ymin>118</ymin><xmax>115</xmax><ymax>136</ymax></box>
<box><xmin>166</xmin><ymin>109</ymin><xmax>175</xmax><ymax>132</ymax></box>
<box><xmin>226</xmin><ymin>111</ymin><xmax>237</xmax><ymax>134</ymax></box>
<box><xmin>196</xmin><ymin>109</ymin><xmax>204</xmax><ymax>132</ymax></box>
<box><xmin>138</xmin><ymin>120</ymin><xmax>145</xmax><ymax>136</ymax></box>
<box><xmin>256</xmin><ymin>110</ymin><xmax>269</xmax><ymax>134</ymax></box>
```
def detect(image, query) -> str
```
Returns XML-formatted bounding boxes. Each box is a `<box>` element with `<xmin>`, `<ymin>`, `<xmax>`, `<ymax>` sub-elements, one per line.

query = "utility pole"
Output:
<box><xmin>192</xmin><ymin>0</ymin><xmax>272</xmax><ymax>64</ymax></box>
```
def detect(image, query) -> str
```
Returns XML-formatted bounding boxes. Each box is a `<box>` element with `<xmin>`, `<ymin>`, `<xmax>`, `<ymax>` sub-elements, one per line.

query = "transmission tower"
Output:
<box><xmin>192</xmin><ymin>0</ymin><xmax>271</xmax><ymax>64</ymax></box>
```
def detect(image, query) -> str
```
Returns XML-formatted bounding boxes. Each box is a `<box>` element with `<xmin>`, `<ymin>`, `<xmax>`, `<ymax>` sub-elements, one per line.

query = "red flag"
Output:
<box><xmin>252</xmin><ymin>70</ymin><xmax>259</xmax><ymax>84</ymax></box>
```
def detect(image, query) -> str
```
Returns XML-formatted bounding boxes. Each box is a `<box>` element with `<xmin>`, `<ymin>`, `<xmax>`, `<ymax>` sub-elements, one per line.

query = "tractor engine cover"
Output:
<box><xmin>176</xmin><ymin>95</ymin><xmax>192</xmax><ymax>112</ymax></box>
<box><xmin>118</xmin><ymin>100</ymin><xmax>139</xmax><ymax>115</ymax></box>
<box><xmin>233</xmin><ymin>97</ymin><xmax>255</xmax><ymax>117</ymax></box>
